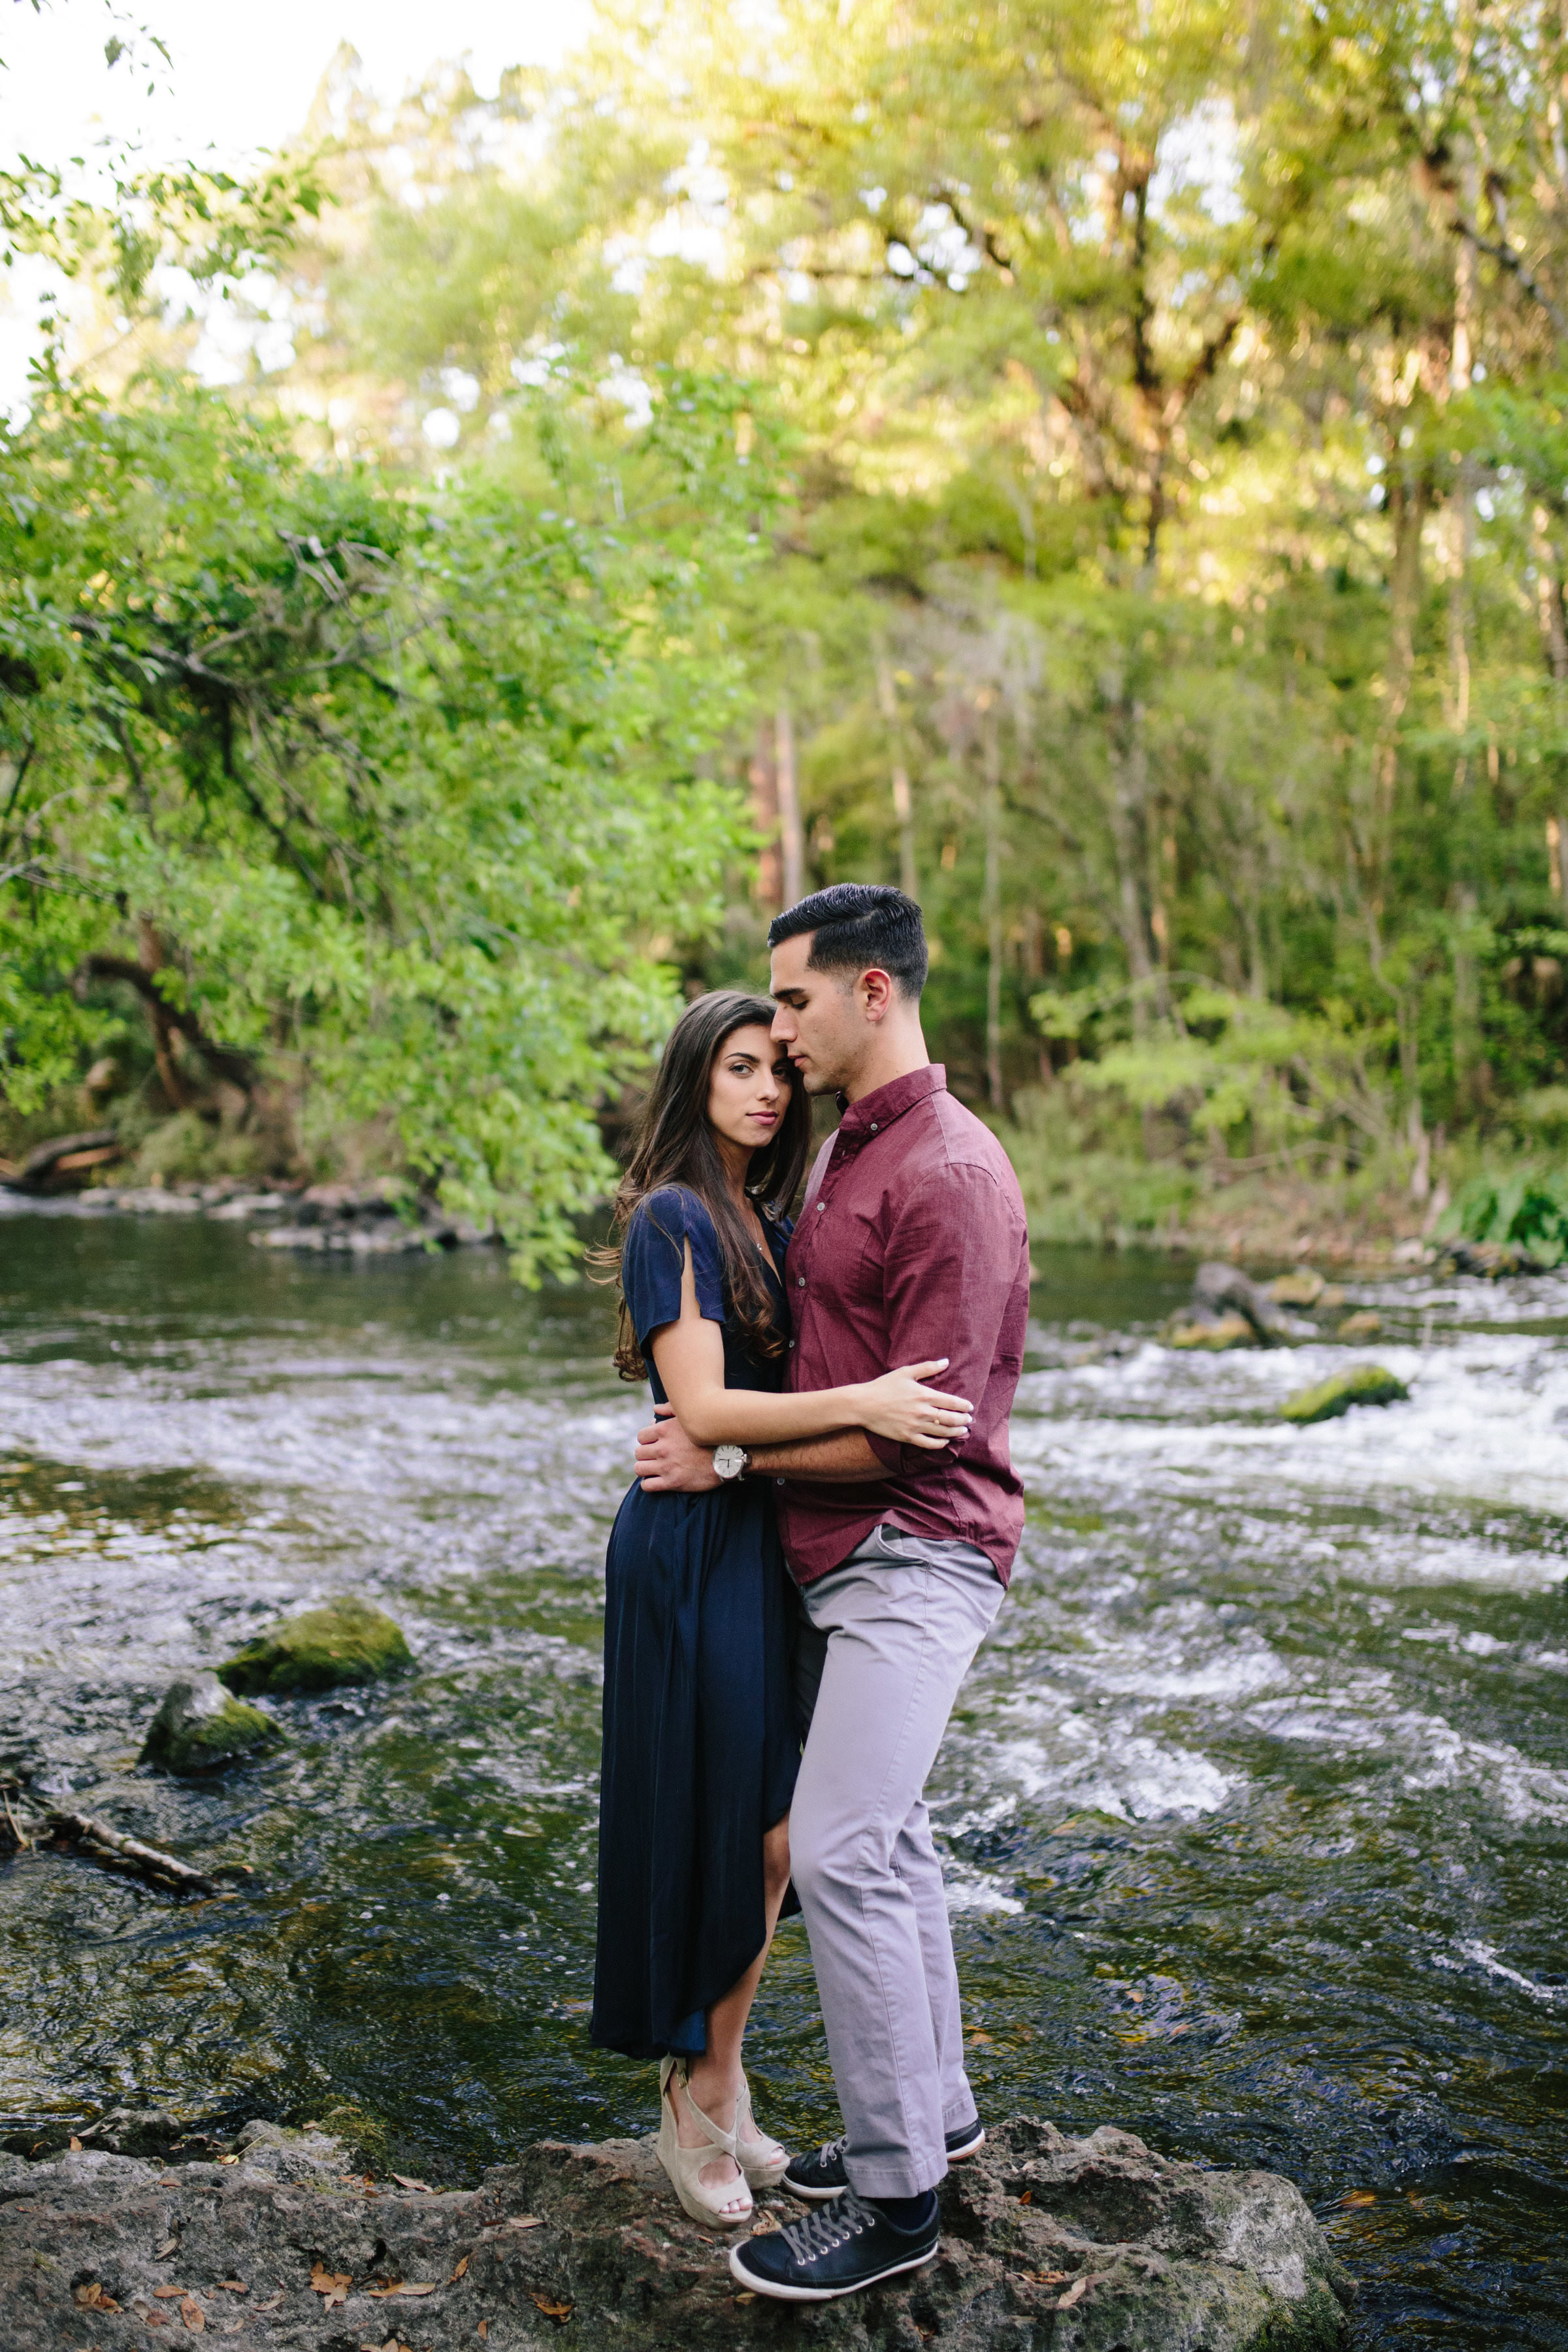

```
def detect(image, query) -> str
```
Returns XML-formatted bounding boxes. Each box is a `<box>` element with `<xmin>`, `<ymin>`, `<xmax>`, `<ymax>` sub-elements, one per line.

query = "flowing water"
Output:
<box><xmin>1</xmin><ymin>1211</ymin><xmax>1565</xmax><ymax>2345</ymax></box>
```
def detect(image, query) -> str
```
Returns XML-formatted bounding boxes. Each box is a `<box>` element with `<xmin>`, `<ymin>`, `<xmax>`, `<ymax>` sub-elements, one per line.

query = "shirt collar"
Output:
<box><xmin>834</xmin><ymin>1064</ymin><xmax>945</xmax><ymax>1140</ymax></box>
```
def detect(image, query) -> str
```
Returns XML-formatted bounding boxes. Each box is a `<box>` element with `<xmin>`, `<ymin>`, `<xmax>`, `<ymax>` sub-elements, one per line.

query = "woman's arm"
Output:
<box><xmin>646</xmin><ymin>1240</ymin><xmax>972</xmax><ymax>1450</ymax></box>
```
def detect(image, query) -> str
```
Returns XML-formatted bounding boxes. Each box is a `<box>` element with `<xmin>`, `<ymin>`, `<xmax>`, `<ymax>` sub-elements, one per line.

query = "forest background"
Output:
<box><xmin>8</xmin><ymin>0</ymin><xmax>1568</xmax><ymax>1271</ymax></box>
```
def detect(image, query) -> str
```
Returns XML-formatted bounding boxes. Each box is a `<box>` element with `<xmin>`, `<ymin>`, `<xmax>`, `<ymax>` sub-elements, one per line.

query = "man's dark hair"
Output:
<box><xmin>768</xmin><ymin>883</ymin><xmax>928</xmax><ymax>998</ymax></box>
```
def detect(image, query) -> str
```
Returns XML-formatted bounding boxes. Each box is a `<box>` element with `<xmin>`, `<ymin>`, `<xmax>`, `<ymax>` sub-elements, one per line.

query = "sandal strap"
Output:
<box><xmin>671</xmin><ymin>2059</ymin><xmax>740</xmax><ymax>2159</ymax></box>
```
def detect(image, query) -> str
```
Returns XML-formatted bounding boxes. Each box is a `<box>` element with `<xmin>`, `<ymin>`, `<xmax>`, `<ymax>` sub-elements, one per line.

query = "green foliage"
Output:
<box><xmin>1442</xmin><ymin>1168</ymin><xmax>1568</xmax><ymax>1267</ymax></box>
<box><xmin>0</xmin><ymin>368</ymin><xmax>766</xmax><ymax>1270</ymax></box>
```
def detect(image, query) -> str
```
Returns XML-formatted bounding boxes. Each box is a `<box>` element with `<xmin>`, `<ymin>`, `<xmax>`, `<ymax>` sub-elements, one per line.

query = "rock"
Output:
<box><xmin>0</xmin><ymin>2114</ymin><xmax>1353</xmax><ymax>2351</ymax></box>
<box><xmin>1280</xmin><ymin>1365</ymin><xmax>1410</xmax><ymax>1424</ymax></box>
<box><xmin>1165</xmin><ymin>1311</ymin><xmax>1257</xmax><ymax>1351</ymax></box>
<box><xmin>139</xmin><ymin>1674</ymin><xmax>282</xmax><ymax>1772</ymax></box>
<box><xmin>1317</xmin><ymin>1284</ymin><xmax>1347</xmax><ymax>1310</ymax></box>
<box><xmin>1192</xmin><ymin>1262</ymin><xmax>1289</xmax><ymax>1341</ymax></box>
<box><xmin>1269</xmin><ymin>1269</ymin><xmax>1325</xmax><ymax>1307</ymax></box>
<box><xmin>217</xmin><ymin>1596</ymin><xmax>414</xmax><ymax>1695</ymax></box>
<box><xmin>1440</xmin><ymin>1237</ymin><xmax>1523</xmax><ymax>1277</ymax></box>
<box><xmin>1335</xmin><ymin>1309</ymin><xmax>1382</xmax><ymax>1339</ymax></box>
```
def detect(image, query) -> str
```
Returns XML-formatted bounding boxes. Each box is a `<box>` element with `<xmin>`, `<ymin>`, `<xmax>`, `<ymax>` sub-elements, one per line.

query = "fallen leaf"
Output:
<box><xmin>69</xmin><ymin>2136</ymin><xmax>83</xmax><ymax>2152</ymax></box>
<box><xmin>749</xmin><ymin>2212</ymin><xmax>782</xmax><ymax>2236</ymax></box>
<box><xmin>1024</xmin><ymin>2270</ymin><xmax>1070</xmax><ymax>2286</ymax></box>
<box><xmin>154</xmin><ymin>2286</ymin><xmax>189</xmax><ymax>2299</ymax></box>
<box><xmin>1341</xmin><ymin>2189</ymin><xmax>1377</xmax><ymax>2208</ymax></box>
<box><xmin>73</xmin><ymin>2284</ymin><xmax>119</xmax><ymax>2310</ymax></box>
<box><xmin>734</xmin><ymin>2291</ymin><xmax>757</xmax><ymax>2304</ymax></box>
<box><xmin>394</xmin><ymin>2283</ymin><xmax>437</xmax><ymax>2297</ymax></box>
<box><xmin>252</xmin><ymin>2294</ymin><xmax>283</xmax><ymax>2311</ymax></box>
<box><xmin>448</xmin><ymin>2256</ymin><xmax>469</xmax><ymax>2282</ymax></box>
<box><xmin>364</xmin><ymin>2281</ymin><xmax>404</xmax><ymax>2298</ymax></box>
<box><xmin>157</xmin><ymin>2239</ymin><xmax>178</xmax><ymax>2258</ymax></box>
<box><xmin>967</xmin><ymin>2031</ymin><xmax>992</xmax><ymax>2045</ymax></box>
<box><xmin>391</xmin><ymin>2174</ymin><xmax>432</xmax><ymax>2193</ymax></box>
<box><xmin>159</xmin><ymin>2176</ymin><xmax>182</xmax><ymax>2188</ymax></box>
<box><xmin>217</xmin><ymin>2279</ymin><xmax>247</xmax><ymax>2293</ymax></box>
<box><xmin>145</xmin><ymin>2315</ymin><xmax>167</xmax><ymax>2330</ymax></box>
<box><xmin>531</xmin><ymin>2295</ymin><xmax>572</xmax><ymax>2319</ymax></box>
<box><xmin>1055</xmin><ymin>2277</ymin><xmax>1088</xmax><ymax>2310</ymax></box>
<box><xmin>216</xmin><ymin>2153</ymin><xmax>240</xmax><ymax>2166</ymax></box>
<box><xmin>310</xmin><ymin>2263</ymin><xmax>353</xmax><ymax>2304</ymax></box>
<box><xmin>181</xmin><ymin>2297</ymin><xmax>205</xmax><ymax>2332</ymax></box>
<box><xmin>503</xmin><ymin>2214</ymin><xmax>544</xmax><ymax>2230</ymax></box>
<box><xmin>1017</xmin><ymin>2189</ymin><xmax>1032</xmax><ymax>2205</ymax></box>
<box><xmin>478</xmin><ymin>2327</ymin><xmax>489</xmax><ymax>2343</ymax></box>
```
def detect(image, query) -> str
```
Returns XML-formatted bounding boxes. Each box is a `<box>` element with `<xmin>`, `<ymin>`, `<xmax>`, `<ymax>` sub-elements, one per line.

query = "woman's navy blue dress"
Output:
<box><xmin>591</xmin><ymin>1185</ymin><xmax>800</xmax><ymax>2061</ymax></box>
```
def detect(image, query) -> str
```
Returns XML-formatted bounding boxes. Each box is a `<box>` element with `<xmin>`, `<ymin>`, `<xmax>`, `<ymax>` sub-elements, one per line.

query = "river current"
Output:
<box><xmin>1</xmin><ymin>1212</ymin><xmax>1565</xmax><ymax>2345</ymax></box>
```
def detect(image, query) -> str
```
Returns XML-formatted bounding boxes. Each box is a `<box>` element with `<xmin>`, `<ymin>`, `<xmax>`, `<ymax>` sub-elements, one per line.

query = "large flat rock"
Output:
<box><xmin>0</xmin><ymin>2115</ymin><xmax>1352</xmax><ymax>2349</ymax></box>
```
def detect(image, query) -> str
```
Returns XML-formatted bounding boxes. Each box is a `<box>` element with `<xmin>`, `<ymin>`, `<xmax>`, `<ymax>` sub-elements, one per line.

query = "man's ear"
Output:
<box><xmin>860</xmin><ymin>967</ymin><xmax>894</xmax><ymax>1024</ymax></box>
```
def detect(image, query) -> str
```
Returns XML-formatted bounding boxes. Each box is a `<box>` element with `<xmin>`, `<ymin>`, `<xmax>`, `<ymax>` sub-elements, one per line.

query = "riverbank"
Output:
<box><xmin>0</xmin><ymin>2112</ymin><xmax>1353</xmax><ymax>2351</ymax></box>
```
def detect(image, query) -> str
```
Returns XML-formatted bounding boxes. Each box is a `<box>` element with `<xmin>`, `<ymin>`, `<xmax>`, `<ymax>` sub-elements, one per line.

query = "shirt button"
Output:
<box><xmin>788</xmin><ymin>1339</ymin><xmax>796</xmax><ymax>1349</ymax></box>
<box><xmin>776</xmin><ymin>1477</ymin><xmax>786</xmax><ymax>1488</ymax></box>
<box><xmin>797</xmin><ymin>1276</ymin><xmax>806</xmax><ymax>1287</ymax></box>
<box><xmin>869</xmin><ymin>1122</ymin><xmax>877</xmax><ymax>1132</ymax></box>
<box><xmin>817</xmin><ymin>1201</ymin><xmax>825</xmax><ymax>1211</ymax></box>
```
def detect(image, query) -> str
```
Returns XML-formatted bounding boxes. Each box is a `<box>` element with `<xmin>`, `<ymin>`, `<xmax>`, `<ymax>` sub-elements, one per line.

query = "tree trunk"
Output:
<box><xmin>774</xmin><ymin>704</ymin><xmax>804</xmax><ymax>909</ymax></box>
<box><xmin>1531</xmin><ymin>504</ymin><xmax>1568</xmax><ymax>923</ymax></box>
<box><xmin>749</xmin><ymin>721</ymin><xmax>781</xmax><ymax>910</ymax></box>
<box><xmin>1447</xmin><ymin>155</ymin><xmax>1486</xmax><ymax>1118</ymax></box>
<box><xmin>874</xmin><ymin>646</ymin><xmax>919</xmax><ymax>900</ymax></box>
<box><xmin>983</xmin><ymin>707</ymin><xmax>1004</xmax><ymax>1112</ymax></box>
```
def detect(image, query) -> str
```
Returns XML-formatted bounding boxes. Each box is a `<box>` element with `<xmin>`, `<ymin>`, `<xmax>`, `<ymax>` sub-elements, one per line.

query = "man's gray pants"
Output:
<box><xmin>791</xmin><ymin>1522</ymin><xmax>1005</xmax><ymax>2200</ymax></box>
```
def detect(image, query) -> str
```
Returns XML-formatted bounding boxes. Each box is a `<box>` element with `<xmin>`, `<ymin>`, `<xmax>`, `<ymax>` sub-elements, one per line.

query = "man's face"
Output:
<box><xmin>769</xmin><ymin>932</ymin><xmax>863</xmax><ymax>1096</ymax></box>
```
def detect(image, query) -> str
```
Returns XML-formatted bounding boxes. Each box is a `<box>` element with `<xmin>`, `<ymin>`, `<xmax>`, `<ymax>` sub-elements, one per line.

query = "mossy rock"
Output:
<box><xmin>1280</xmin><ymin>1364</ymin><xmax>1409</xmax><ymax>1425</ymax></box>
<box><xmin>309</xmin><ymin>2099</ymin><xmax>393</xmax><ymax>2177</ymax></box>
<box><xmin>217</xmin><ymin>1596</ymin><xmax>413</xmax><ymax>1696</ymax></box>
<box><xmin>140</xmin><ymin>1674</ymin><xmax>282</xmax><ymax>1773</ymax></box>
<box><xmin>1269</xmin><ymin>1269</ymin><xmax>1324</xmax><ymax>1307</ymax></box>
<box><xmin>1166</xmin><ymin>1311</ymin><xmax>1256</xmax><ymax>1351</ymax></box>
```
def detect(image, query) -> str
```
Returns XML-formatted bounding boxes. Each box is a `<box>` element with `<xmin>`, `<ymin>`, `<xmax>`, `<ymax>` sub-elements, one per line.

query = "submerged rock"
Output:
<box><xmin>1165</xmin><ymin>1264</ymin><xmax>1292</xmax><ymax>1351</ymax></box>
<box><xmin>1192</xmin><ymin>1261</ymin><xmax>1290</xmax><ymax>1341</ymax></box>
<box><xmin>1280</xmin><ymin>1365</ymin><xmax>1410</xmax><ymax>1424</ymax></box>
<box><xmin>139</xmin><ymin>1674</ymin><xmax>281</xmax><ymax>1772</ymax></box>
<box><xmin>0</xmin><ymin>2114</ymin><xmax>1352</xmax><ymax>2351</ymax></box>
<box><xmin>1335</xmin><ymin>1309</ymin><xmax>1382</xmax><ymax>1339</ymax></box>
<box><xmin>1166</xmin><ymin>1310</ymin><xmax>1257</xmax><ymax>1351</ymax></box>
<box><xmin>217</xmin><ymin>1596</ymin><xmax>413</xmax><ymax>1695</ymax></box>
<box><xmin>1269</xmin><ymin>1268</ymin><xmax>1325</xmax><ymax>1307</ymax></box>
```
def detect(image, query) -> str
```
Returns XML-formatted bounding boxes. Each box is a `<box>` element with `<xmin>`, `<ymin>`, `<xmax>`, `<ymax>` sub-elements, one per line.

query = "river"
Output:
<box><xmin>1</xmin><ymin>1211</ymin><xmax>1565</xmax><ymax>2346</ymax></box>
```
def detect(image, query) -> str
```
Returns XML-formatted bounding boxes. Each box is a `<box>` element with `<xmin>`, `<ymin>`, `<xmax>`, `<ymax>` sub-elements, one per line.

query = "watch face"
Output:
<box><xmin>713</xmin><ymin>1445</ymin><xmax>745</xmax><ymax>1479</ymax></box>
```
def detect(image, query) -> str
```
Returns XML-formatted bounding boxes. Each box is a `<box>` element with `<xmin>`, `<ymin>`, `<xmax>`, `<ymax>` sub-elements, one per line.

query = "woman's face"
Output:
<box><xmin>706</xmin><ymin>1022</ymin><xmax>792</xmax><ymax>1158</ymax></box>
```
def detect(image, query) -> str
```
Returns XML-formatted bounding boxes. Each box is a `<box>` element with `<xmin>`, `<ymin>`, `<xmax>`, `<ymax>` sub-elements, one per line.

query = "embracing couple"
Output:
<box><xmin>589</xmin><ymin>883</ymin><xmax>1029</xmax><ymax>2303</ymax></box>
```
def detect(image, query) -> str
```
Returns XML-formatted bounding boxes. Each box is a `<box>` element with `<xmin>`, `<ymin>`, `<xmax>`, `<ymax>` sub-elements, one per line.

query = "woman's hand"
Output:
<box><xmin>852</xmin><ymin>1360</ymin><xmax>974</xmax><ymax>1449</ymax></box>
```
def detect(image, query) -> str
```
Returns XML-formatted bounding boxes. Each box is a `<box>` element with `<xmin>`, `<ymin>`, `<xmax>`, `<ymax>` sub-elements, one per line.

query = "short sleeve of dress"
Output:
<box><xmin>621</xmin><ymin>1187</ymin><xmax>727</xmax><ymax>1351</ymax></box>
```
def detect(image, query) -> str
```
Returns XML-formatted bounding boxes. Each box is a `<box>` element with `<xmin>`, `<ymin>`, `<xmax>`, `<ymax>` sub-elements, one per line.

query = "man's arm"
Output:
<box><xmin>634</xmin><ymin>1407</ymin><xmax>887</xmax><ymax>1492</ymax></box>
<box><xmin>746</xmin><ymin>1430</ymin><xmax>886</xmax><ymax>1482</ymax></box>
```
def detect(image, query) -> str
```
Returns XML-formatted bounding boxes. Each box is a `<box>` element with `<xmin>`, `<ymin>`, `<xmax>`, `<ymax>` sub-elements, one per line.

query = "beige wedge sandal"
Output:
<box><xmin>656</xmin><ymin>2057</ymin><xmax>754</xmax><ymax>2230</ymax></box>
<box><xmin>735</xmin><ymin>2072</ymin><xmax>790</xmax><ymax>2190</ymax></box>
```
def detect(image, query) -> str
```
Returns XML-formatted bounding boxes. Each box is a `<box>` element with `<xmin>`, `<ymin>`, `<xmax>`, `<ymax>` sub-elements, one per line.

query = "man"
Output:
<box><xmin>633</xmin><ymin>883</ymin><xmax>1030</xmax><ymax>2301</ymax></box>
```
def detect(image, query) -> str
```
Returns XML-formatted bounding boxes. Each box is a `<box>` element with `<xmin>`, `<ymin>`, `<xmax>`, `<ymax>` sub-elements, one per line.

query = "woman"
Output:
<box><xmin>590</xmin><ymin>990</ymin><xmax>973</xmax><ymax>2230</ymax></box>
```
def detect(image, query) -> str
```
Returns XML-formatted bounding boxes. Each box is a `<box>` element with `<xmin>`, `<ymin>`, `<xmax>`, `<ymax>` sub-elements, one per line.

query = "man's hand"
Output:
<box><xmin>634</xmin><ymin>1402</ymin><xmax>721</xmax><ymax>1493</ymax></box>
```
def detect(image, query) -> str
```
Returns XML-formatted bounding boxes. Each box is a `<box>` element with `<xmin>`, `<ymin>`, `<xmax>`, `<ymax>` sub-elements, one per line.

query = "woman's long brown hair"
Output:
<box><xmin>598</xmin><ymin>990</ymin><xmax>810</xmax><ymax>1382</ymax></box>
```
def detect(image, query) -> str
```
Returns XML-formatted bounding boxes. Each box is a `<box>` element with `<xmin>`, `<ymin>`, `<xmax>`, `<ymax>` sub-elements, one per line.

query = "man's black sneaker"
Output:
<box><xmin>783</xmin><ymin>2123</ymin><xmax>983</xmax><ymax>2204</ymax></box>
<box><xmin>728</xmin><ymin>2188</ymin><xmax>938</xmax><ymax>2302</ymax></box>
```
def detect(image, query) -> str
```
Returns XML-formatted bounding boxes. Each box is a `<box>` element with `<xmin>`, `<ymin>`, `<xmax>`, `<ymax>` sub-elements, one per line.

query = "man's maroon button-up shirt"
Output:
<box><xmin>778</xmin><ymin>1064</ymin><xmax>1030</xmax><ymax>1588</ymax></box>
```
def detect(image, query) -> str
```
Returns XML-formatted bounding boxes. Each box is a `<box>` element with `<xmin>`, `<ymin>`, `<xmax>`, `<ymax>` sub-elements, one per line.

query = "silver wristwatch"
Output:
<box><xmin>712</xmin><ymin>1444</ymin><xmax>749</xmax><ymax>1482</ymax></box>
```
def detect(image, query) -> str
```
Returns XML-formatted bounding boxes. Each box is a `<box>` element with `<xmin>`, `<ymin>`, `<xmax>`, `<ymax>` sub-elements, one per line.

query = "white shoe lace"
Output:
<box><xmin>779</xmin><ymin>2189</ymin><xmax>871</xmax><ymax>2266</ymax></box>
